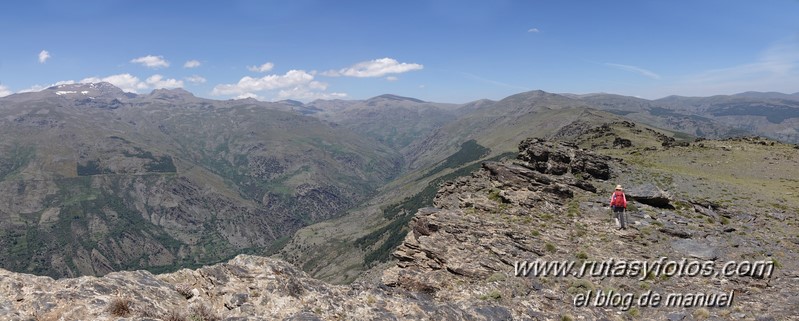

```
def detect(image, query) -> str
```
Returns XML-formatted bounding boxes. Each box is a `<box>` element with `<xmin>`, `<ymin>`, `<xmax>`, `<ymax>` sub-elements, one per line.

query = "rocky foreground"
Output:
<box><xmin>2</xmin><ymin>131</ymin><xmax>798</xmax><ymax>320</ymax></box>
<box><xmin>1</xmin><ymin>254</ymin><xmax>521</xmax><ymax>321</ymax></box>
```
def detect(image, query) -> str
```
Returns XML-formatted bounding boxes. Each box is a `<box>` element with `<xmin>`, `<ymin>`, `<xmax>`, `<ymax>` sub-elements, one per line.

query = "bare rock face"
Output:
<box><xmin>0</xmin><ymin>255</ymin><xmax>512</xmax><ymax>320</ymax></box>
<box><xmin>517</xmin><ymin>138</ymin><xmax>611</xmax><ymax>180</ymax></box>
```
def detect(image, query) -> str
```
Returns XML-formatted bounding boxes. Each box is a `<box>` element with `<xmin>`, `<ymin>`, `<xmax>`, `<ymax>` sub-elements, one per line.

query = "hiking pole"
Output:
<box><xmin>624</xmin><ymin>208</ymin><xmax>629</xmax><ymax>229</ymax></box>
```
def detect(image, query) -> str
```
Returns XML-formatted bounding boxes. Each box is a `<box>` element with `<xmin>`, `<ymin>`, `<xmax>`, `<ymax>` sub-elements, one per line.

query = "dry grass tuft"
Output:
<box><xmin>107</xmin><ymin>297</ymin><xmax>132</xmax><ymax>317</ymax></box>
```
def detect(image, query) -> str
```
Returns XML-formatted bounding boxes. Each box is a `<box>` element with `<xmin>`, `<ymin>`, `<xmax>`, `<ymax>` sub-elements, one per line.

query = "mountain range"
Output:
<box><xmin>1</xmin><ymin>82</ymin><xmax>797</xmax><ymax>281</ymax></box>
<box><xmin>0</xmin><ymin>83</ymin><xmax>399</xmax><ymax>276</ymax></box>
<box><xmin>274</xmin><ymin>88</ymin><xmax>799</xmax><ymax>283</ymax></box>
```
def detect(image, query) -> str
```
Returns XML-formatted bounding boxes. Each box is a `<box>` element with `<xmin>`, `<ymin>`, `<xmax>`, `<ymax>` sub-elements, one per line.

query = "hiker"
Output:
<box><xmin>610</xmin><ymin>185</ymin><xmax>628</xmax><ymax>229</ymax></box>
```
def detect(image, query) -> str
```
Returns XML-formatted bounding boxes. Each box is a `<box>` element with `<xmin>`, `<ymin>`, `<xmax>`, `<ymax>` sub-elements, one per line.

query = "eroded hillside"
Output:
<box><xmin>0</xmin><ymin>83</ymin><xmax>401</xmax><ymax>277</ymax></box>
<box><xmin>2</xmin><ymin>122</ymin><xmax>795</xmax><ymax>320</ymax></box>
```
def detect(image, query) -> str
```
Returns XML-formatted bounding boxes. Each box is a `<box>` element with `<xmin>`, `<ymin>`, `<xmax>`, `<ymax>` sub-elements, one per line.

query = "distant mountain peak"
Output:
<box><xmin>148</xmin><ymin>87</ymin><xmax>195</xmax><ymax>99</ymax></box>
<box><xmin>278</xmin><ymin>99</ymin><xmax>304</xmax><ymax>106</ymax></box>
<box><xmin>47</xmin><ymin>82</ymin><xmax>122</xmax><ymax>93</ymax></box>
<box><xmin>367</xmin><ymin>94</ymin><xmax>425</xmax><ymax>103</ymax></box>
<box><xmin>732</xmin><ymin>91</ymin><xmax>799</xmax><ymax>101</ymax></box>
<box><xmin>498</xmin><ymin>89</ymin><xmax>565</xmax><ymax>103</ymax></box>
<box><xmin>44</xmin><ymin>82</ymin><xmax>130</xmax><ymax>99</ymax></box>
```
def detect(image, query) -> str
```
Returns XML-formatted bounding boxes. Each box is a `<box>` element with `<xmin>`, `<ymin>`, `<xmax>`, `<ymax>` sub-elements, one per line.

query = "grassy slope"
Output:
<box><xmin>596</xmin><ymin>129</ymin><xmax>799</xmax><ymax>215</ymax></box>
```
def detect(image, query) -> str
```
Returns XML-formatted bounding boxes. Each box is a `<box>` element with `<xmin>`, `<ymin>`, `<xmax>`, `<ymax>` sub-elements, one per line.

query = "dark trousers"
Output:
<box><xmin>613</xmin><ymin>206</ymin><xmax>627</xmax><ymax>229</ymax></box>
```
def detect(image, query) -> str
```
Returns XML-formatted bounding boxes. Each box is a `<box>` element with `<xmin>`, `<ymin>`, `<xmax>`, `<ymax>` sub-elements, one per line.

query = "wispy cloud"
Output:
<box><xmin>18</xmin><ymin>81</ymin><xmax>75</xmax><ymax>93</ymax></box>
<box><xmin>131</xmin><ymin>55</ymin><xmax>170</xmax><ymax>69</ymax></box>
<box><xmin>18</xmin><ymin>84</ymin><xmax>48</xmax><ymax>93</ymax></box>
<box><xmin>185</xmin><ymin>75</ymin><xmax>207</xmax><ymax>84</ymax></box>
<box><xmin>605</xmin><ymin>63</ymin><xmax>661</xmax><ymax>80</ymax></box>
<box><xmin>0</xmin><ymin>84</ymin><xmax>12</xmax><ymax>97</ymax></box>
<box><xmin>386</xmin><ymin>76</ymin><xmax>398</xmax><ymax>81</ymax></box>
<box><xmin>689</xmin><ymin>41</ymin><xmax>798</xmax><ymax>84</ymax></box>
<box><xmin>323</xmin><ymin>58</ymin><xmax>423</xmax><ymax>77</ymax></box>
<box><xmin>657</xmin><ymin>37</ymin><xmax>799</xmax><ymax>97</ymax></box>
<box><xmin>527</xmin><ymin>28</ymin><xmax>540</xmax><ymax>33</ymax></box>
<box><xmin>184</xmin><ymin>60</ymin><xmax>201</xmax><ymax>68</ymax></box>
<box><xmin>38</xmin><ymin>50</ymin><xmax>50</xmax><ymax>63</ymax></box>
<box><xmin>247</xmin><ymin>62</ymin><xmax>275</xmax><ymax>73</ymax></box>
<box><xmin>460</xmin><ymin>72</ymin><xmax>528</xmax><ymax>90</ymax></box>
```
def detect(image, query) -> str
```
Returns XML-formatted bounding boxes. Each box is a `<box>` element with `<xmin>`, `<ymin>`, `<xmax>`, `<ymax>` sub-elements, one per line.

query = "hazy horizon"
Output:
<box><xmin>1</xmin><ymin>0</ymin><xmax>798</xmax><ymax>103</ymax></box>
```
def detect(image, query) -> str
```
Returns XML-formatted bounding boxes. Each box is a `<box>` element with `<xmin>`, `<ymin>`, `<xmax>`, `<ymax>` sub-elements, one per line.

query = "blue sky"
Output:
<box><xmin>1</xmin><ymin>0</ymin><xmax>798</xmax><ymax>102</ymax></box>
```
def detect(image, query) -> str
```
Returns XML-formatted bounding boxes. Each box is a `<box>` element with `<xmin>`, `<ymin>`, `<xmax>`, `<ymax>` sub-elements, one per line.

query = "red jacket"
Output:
<box><xmin>610</xmin><ymin>191</ymin><xmax>627</xmax><ymax>208</ymax></box>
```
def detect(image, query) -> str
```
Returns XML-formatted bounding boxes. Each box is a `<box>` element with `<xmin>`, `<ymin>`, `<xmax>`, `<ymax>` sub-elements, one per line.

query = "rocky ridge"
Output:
<box><xmin>381</xmin><ymin>132</ymin><xmax>798</xmax><ymax>320</ymax></box>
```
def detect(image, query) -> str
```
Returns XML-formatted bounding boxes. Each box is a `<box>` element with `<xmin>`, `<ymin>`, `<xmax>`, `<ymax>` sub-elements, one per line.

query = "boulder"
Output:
<box><xmin>626</xmin><ymin>183</ymin><xmax>673</xmax><ymax>208</ymax></box>
<box><xmin>612</xmin><ymin>137</ymin><xmax>632</xmax><ymax>148</ymax></box>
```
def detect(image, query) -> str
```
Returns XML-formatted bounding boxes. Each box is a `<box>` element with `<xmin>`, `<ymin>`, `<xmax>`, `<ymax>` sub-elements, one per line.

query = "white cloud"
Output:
<box><xmin>247</xmin><ymin>62</ymin><xmax>275</xmax><ymax>73</ymax></box>
<box><xmin>185</xmin><ymin>75</ymin><xmax>207</xmax><ymax>84</ymax></box>
<box><xmin>18</xmin><ymin>84</ymin><xmax>47</xmax><ymax>93</ymax></box>
<box><xmin>386</xmin><ymin>76</ymin><xmax>398</xmax><ymax>81</ymax></box>
<box><xmin>13</xmin><ymin>73</ymin><xmax>184</xmax><ymax>95</ymax></box>
<box><xmin>39</xmin><ymin>50</ymin><xmax>51</xmax><ymax>63</ymax></box>
<box><xmin>323</xmin><ymin>58</ymin><xmax>423</xmax><ymax>77</ymax></box>
<box><xmin>0</xmin><ymin>85</ymin><xmax>12</xmax><ymax>97</ymax></box>
<box><xmin>131</xmin><ymin>55</ymin><xmax>170</xmax><ymax>69</ymax></box>
<box><xmin>81</xmin><ymin>74</ymin><xmax>149</xmax><ymax>92</ymax></box>
<box><xmin>146</xmin><ymin>74</ymin><xmax>184</xmax><ymax>89</ymax></box>
<box><xmin>212</xmin><ymin>70</ymin><xmax>316</xmax><ymax>95</ymax></box>
<box><xmin>53</xmin><ymin>80</ymin><xmax>76</xmax><ymax>86</ymax></box>
<box><xmin>605</xmin><ymin>63</ymin><xmax>661</xmax><ymax>80</ymax></box>
<box><xmin>527</xmin><ymin>28</ymin><xmax>540</xmax><ymax>33</ymax></box>
<box><xmin>16</xmin><ymin>81</ymin><xmax>75</xmax><ymax>93</ymax></box>
<box><xmin>212</xmin><ymin>69</ymin><xmax>345</xmax><ymax>101</ymax></box>
<box><xmin>184</xmin><ymin>60</ymin><xmax>201</xmax><ymax>68</ymax></box>
<box><xmin>235</xmin><ymin>92</ymin><xmax>262</xmax><ymax>100</ymax></box>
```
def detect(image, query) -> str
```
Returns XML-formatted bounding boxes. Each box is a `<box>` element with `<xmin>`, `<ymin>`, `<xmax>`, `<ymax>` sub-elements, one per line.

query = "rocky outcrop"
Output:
<box><xmin>517</xmin><ymin>138</ymin><xmax>611</xmax><ymax>179</ymax></box>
